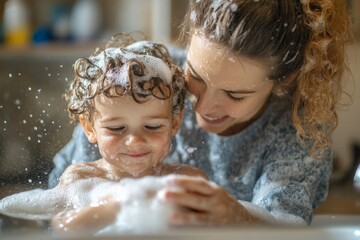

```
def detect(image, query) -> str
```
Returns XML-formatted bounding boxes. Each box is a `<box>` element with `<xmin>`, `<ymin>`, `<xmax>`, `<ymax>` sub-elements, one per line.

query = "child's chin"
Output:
<box><xmin>124</xmin><ymin>164</ymin><xmax>150</xmax><ymax>178</ymax></box>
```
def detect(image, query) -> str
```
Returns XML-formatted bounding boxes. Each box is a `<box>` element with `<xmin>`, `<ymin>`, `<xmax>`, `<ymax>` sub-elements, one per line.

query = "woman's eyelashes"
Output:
<box><xmin>226</xmin><ymin>92</ymin><xmax>245</xmax><ymax>102</ymax></box>
<box><xmin>186</xmin><ymin>69</ymin><xmax>203</xmax><ymax>83</ymax></box>
<box><xmin>186</xmin><ymin>67</ymin><xmax>246</xmax><ymax>102</ymax></box>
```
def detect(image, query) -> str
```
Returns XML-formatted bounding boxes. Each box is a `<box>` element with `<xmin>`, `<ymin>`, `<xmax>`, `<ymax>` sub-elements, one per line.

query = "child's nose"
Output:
<box><xmin>124</xmin><ymin>133</ymin><xmax>146</xmax><ymax>146</ymax></box>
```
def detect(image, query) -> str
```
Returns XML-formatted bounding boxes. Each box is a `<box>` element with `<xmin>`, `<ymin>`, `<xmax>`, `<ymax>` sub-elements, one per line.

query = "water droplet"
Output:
<box><xmin>27</xmin><ymin>136</ymin><xmax>31</xmax><ymax>141</ymax></box>
<box><xmin>60</xmin><ymin>65</ymin><xmax>63</xmax><ymax>68</ymax></box>
<box><xmin>3</xmin><ymin>120</ymin><xmax>6</xmax><ymax>124</ymax></box>
<box><xmin>28</xmin><ymin>87</ymin><xmax>32</xmax><ymax>91</ymax></box>
<box><xmin>25</xmin><ymin>168</ymin><xmax>28</xmax><ymax>171</ymax></box>
<box><xmin>29</xmin><ymin>114</ymin><xmax>33</xmax><ymax>118</ymax></box>
<box><xmin>8</xmin><ymin>73</ymin><xmax>13</xmax><ymax>78</ymax></box>
<box><xmin>28</xmin><ymin>179</ymin><xmax>33</xmax><ymax>183</ymax></box>
<box><xmin>34</xmin><ymin>126</ymin><xmax>38</xmax><ymax>131</ymax></box>
<box><xmin>187</xmin><ymin>147</ymin><xmax>197</xmax><ymax>153</ymax></box>
<box><xmin>14</xmin><ymin>99</ymin><xmax>21</xmax><ymax>105</ymax></box>
<box><xmin>23</xmin><ymin>120</ymin><xmax>27</xmax><ymax>124</ymax></box>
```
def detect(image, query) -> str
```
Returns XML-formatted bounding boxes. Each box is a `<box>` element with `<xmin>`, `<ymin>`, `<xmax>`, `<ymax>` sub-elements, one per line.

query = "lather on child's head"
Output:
<box><xmin>62</xmin><ymin>32</ymin><xmax>187</xmax><ymax>178</ymax></box>
<box><xmin>65</xmin><ymin>32</ymin><xmax>186</xmax><ymax>122</ymax></box>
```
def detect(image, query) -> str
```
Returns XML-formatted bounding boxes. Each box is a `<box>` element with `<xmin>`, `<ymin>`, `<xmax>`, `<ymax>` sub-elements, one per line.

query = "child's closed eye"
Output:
<box><xmin>145</xmin><ymin>125</ymin><xmax>162</xmax><ymax>130</ymax></box>
<box><xmin>106</xmin><ymin>126</ymin><xmax>126</xmax><ymax>132</ymax></box>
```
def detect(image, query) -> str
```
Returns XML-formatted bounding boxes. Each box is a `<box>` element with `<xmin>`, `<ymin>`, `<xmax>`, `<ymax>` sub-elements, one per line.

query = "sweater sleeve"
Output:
<box><xmin>250</xmin><ymin>122</ymin><xmax>333</xmax><ymax>225</ymax></box>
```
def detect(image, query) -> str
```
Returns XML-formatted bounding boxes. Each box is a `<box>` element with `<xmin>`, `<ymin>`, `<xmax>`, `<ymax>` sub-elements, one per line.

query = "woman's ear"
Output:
<box><xmin>79</xmin><ymin>115</ymin><xmax>97</xmax><ymax>143</ymax></box>
<box><xmin>171</xmin><ymin>110</ymin><xmax>184</xmax><ymax>136</ymax></box>
<box><xmin>272</xmin><ymin>72</ymin><xmax>298</xmax><ymax>96</ymax></box>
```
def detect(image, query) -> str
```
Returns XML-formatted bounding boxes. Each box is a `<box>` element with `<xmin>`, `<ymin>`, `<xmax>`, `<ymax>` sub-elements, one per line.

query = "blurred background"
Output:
<box><xmin>0</xmin><ymin>0</ymin><xmax>189</xmax><ymax>188</ymax></box>
<box><xmin>0</xmin><ymin>0</ymin><xmax>359</xmax><ymax>214</ymax></box>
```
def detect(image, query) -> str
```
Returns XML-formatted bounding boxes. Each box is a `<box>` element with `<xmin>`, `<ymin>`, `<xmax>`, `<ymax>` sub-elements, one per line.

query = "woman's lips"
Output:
<box><xmin>201</xmin><ymin>114</ymin><xmax>229</xmax><ymax>124</ymax></box>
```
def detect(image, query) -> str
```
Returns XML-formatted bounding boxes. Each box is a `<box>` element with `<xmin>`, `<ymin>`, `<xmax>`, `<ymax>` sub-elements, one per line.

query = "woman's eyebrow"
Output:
<box><xmin>186</xmin><ymin>60</ymin><xmax>203</xmax><ymax>79</ymax></box>
<box><xmin>186</xmin><ymin>60</ymin><xmax>256</xmax><ymax>94</ymax></box>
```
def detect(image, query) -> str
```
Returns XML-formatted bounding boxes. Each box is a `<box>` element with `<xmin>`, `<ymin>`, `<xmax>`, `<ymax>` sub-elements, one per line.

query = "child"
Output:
<box><xmin>52</xmin><ymin>32</ymin><xmax>207</xmax><ymax>233</ymax></box>
<box><xmin>58</xmin><ymin>32</ymin><xmax>206</xmax><ymax>185</ymax></box>
<box><xmin>0</xmin><ymin>32</ymin><xmax>206</xmax><ymax>234</ymax></box>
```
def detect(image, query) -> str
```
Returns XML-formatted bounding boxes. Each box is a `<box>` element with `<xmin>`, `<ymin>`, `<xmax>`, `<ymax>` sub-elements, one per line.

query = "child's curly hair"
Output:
<box><xmin>65</xmin><ymin>32</ymin><xmax>186</xmax><ymax>121</ymax></box>
<box><xmin>182</xmin><ymin>0</ymin><xmax>352</xmax><ymax>159</ymax></box>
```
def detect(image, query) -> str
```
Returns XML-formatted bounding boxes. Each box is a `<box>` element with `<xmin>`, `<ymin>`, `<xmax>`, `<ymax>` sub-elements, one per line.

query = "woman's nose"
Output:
<box><xmin>194</xmin><ymin>88</ymin><xmax>218</xmax><ymax>114</ymax></box>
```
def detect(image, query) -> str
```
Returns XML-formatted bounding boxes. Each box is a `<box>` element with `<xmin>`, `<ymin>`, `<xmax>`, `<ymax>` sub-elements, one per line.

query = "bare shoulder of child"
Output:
<box><xmin>59</xmin><ymin>160</ymin><xmax>114</xmax><ymax>186</ymax></box>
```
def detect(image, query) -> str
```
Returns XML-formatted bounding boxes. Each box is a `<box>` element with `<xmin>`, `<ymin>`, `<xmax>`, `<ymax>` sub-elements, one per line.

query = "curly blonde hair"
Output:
<box><xmin>294</xmin><ymin>0</ymin><xmax>352</xmax><ymax>158</ymax></box>
<box><xmin>182</xmin><ymin>0</ymin><xmax>352</xmax><ymax>159</ymax></box>
<box><xmin>65</xmin><ymin>32</ymin><xmax>186</xmax><ymax>122</ymax></box>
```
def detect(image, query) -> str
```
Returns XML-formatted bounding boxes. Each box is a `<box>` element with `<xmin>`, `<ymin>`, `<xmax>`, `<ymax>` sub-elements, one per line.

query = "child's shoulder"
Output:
<box><xmin>59</xmin><ymin>160</ymin><xmax>107</xmax><ymax>186</ymax></box>
<box><xmin>163</xmin><ymin>163</ymin><xmax>208</xmax><ymax>180</ymax></box>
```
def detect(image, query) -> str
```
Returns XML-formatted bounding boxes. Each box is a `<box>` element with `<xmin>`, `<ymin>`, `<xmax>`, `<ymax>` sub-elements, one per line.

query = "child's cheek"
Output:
<box><xmin>152</xmin><ymin>132</ymin><xmax>172</xmax><ymax>156</ymax></box>
<box><xmin>98</xmin><ymin>134</ymin><xmax>122</xmax><ymax>158</ymax></box>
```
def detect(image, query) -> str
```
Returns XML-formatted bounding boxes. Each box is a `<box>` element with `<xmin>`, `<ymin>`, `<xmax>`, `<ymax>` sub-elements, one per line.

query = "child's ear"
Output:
<box><xmin>79</xmin><ymin>115</ymin><xmax>97</xmax><ymax>143</ymax></box>
<box><xmin>171</xmin><ymin>109</ymin><xmax>184</xmax><ymax>136</ymax></box>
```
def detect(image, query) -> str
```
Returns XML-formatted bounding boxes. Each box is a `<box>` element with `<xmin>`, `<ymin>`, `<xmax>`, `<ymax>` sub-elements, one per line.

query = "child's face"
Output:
<box><xmin>81</xmin><ymin>95</ymin><xmax>181</xmax><ymax>177</ymax></box>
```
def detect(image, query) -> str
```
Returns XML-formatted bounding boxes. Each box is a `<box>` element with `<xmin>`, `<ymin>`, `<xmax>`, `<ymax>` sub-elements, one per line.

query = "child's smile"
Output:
<box><xmin>81</xmin><ymin>94</ymin><xmax>181</xmax><ymax>178</ymax></box>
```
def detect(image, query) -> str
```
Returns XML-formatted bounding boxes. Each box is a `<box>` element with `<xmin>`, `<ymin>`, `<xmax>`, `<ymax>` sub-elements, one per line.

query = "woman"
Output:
<box><xmin>49</xmin><ymin>0</ymin><xmax>352</xmax><ymax>226</ymax></box>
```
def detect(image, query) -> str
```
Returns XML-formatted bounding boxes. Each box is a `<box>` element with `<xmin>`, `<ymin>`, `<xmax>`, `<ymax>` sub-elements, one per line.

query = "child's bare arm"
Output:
<box><xmin>51</xmin><ymin>196</ymin><xmax>120</xmax><ymax>234</ymax></box>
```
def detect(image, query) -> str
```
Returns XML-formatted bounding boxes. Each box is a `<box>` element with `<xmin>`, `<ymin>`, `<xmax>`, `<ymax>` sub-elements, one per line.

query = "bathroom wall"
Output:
<box><xmin>332</xmin><ymin>42</ymin><xmax>360</xmax><ymax>175</ymax></box>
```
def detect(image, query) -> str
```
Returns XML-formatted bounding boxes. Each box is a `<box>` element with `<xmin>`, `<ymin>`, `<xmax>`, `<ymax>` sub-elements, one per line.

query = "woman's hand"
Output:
<box><xmin>163</xmin><ymin>175</ymin><xmax>257</xmax><ymax>225</ymax></box>
<box><xmin>51</xmin><ymin>197</ymin><xmax>120</xmax><ymax>234</ymax></box>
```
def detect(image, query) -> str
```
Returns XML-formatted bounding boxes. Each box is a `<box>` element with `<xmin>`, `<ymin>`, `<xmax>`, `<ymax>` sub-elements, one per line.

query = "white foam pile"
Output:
<box><xmin>0</xmin><ymin>175</ymin><xmax>182</xmax><ymax>234</ymax></box>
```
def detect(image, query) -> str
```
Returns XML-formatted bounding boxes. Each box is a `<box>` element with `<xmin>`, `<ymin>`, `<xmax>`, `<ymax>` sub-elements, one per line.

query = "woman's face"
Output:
<box><xmin>185</xmin><ymin>34</ymin><xmax>275</xmax><ymax>136</ymax></box>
